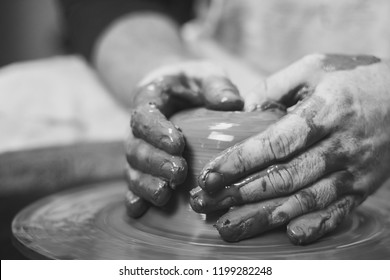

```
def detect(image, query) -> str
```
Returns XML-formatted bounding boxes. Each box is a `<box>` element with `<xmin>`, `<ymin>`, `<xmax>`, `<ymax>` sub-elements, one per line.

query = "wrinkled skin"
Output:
<box><xmin>125</xmin><ymin>61</ymin><xmax>244</xmax><ymax>217</ymax></box>
<box><xmin>192</xmin><ymin>54</ymin><xmax>390</xmax><ymax>244</ymax></box>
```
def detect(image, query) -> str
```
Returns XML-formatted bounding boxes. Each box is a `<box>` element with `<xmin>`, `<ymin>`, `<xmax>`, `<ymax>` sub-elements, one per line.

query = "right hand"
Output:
<box><xmin>125</xmin><ymin>61</ymin><xmax>244</xmax><ymax>218</ymax></box>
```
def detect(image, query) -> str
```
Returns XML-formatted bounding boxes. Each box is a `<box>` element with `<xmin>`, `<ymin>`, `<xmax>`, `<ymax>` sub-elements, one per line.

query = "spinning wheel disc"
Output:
<box><xmin>12</xmin><ymin>180</ymin><xmax>390</xmax><ymax>259</ymax></box>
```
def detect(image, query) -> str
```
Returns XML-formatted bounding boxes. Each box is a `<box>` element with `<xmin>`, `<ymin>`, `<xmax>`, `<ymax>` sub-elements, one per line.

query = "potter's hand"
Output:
<box><xmin>191</xmin><ymin>54</ymin><xmax>390</xmax><ymax>244</ymax></box>
<box><xmin>125</xmin><ymin>61</ymin><xmax>244</xmax><ymax>218</ymax></box>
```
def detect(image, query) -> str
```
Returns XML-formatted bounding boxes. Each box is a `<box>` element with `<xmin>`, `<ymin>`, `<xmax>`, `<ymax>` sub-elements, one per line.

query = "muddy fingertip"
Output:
<box><xmin>125</xmin><ymin>191</ymin><xmax>149</xmax><ymax>218</ymax></box>
<box><xmin>215</xmin><ymin>217</ymin><xmax>242</xmax><ymax>242</ymax></box>
<box><xmin>286</xmin><ymin>224</ymin><xmax>308</xmax><ymax>245</ymax></box>
<box><xmin>202</xmin><ymin>76</ymin><xmax>244</xmax><ymax>111</ymax></box>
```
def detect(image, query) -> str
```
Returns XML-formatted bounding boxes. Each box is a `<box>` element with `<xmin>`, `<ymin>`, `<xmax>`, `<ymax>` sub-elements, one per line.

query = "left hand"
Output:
<box><xmin>125</xmin><ymin>61</ymin><xmax>244</xmax><ymax>218</ymax></box>
<box><xmin>190</xmin><ymin>54</ymin><xmax>390</xmax><ymax>244</ymax></box>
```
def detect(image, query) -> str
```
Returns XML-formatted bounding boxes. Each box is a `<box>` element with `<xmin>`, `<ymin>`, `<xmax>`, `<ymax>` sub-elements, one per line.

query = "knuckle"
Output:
<box><xmin>266</xmin><ymin>133</ymin><xmax>293</xmax><ymax>160</ymax></box>
<box><xmin>291</xmin><ymin>160</ymin><xmax>308</xmax><ymax>186</ymax></box>
<box><xmin>265</xmin><ymin>173</ymin><xmax>279</xmax><ymax>194</ymax></box>
<box><xmin>317</xmin><ymin>188</ymin><xmax>336</xmax><ymax>209</ymax></box>
<box><xmin>337</xmin><ymin>90</ymin><xmax>356</xmax><ymax>119</ymax></box>
<box><xmin>264</xmin><ymin>165</ymin><xmax>295</xmax><ymax>194</ymax></box>
<box><xmin>280</xmin><ymin>167</ymin><xmax>296</xmax><ymax>192</ymax></box>
<box><xmin>124</xmin><ymin>167</ymin><xmax>142</xmax><ymax>193</ymax></box>
<box><xmin>125</xmin><ymin>165</ymin><xmax>138</xmax><ymax>181</ymax></box>
<box><xmin>331</xmin><ymin>202</ymin><xmax>346</xmax><ymax>219</ymax></box>
<box><xmin>233</xmin><ymin>147</ymin><xmax>247</xmax><ymax>174</ymax></box>
<box><xmin>328</xmin><ymin>196</ymin><xmax>353</xmax><ymax>222</ymax></box>
<box><xmin>317</xmin><ymin>82</ymin><xmax>357</xmax><ymax>123</ymax></box>
<box><xmin>295</xmin><ymin>189</ymin><xmax>318</xmax><ymax>212</ymax></box>
<box><xmin>284</xmin><ymin>164</ymin><xmax>300</xmax><ymax>189</ymax></box>
<box><xmin>135</xmin><ymin>142</ymin><xmax>150</xmax><ymax>162</ymax></box>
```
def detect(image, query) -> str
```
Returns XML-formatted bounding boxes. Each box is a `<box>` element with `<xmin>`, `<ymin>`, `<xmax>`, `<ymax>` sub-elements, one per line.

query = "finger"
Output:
<box><xmin>287</xmin><ymin>195</ymin><xmax>361</xmax><ymax>245</ymax></box>
<box><xmin>126</xmin><ymin>136</ymin><xmax>187</xmax><ymax>186</ymax></box>
<box><xmin>201</xmin><ymin>76</ymin><xmax>244</xmax><ymax>111</ymax></box>
<box><xmin>215</xmin><ymin>197</ymin><xmax>285</xmax><ymax>242</ymax></box>
<box><xmin>198</xmin><ymin>95</ymin><xmax>330</xmax><ymax>193</ymax></box>
<box><xmin>136</xmin><ymin>71</ymin><xmax>243</xmax><ymax>114</ymax></box>
<box><xmin>125</xmin><ymin>165</ymin><xmax>171</xmax><ymax>207</ymax></box>
<box><xmin>133</xmin><ymin>75</ymin><xmax>202</xmax><ymax>116</ymax></box>
<box><xmin>214</xmin><ymin>172</ymin><xmax>352</xmax><ymax>242</ymax></box>
<box><xmin>131</xmin><ymin>103</ymin><xmax>185</xmax><ymax>155</ymax></box>
<box><xmin>124</xmin><ymin>190</ymin><xmax>150</xmax><ymax>218</ymax></box>
<box><xmin>192</xmin><ymin>138</ymin><xmax>349</xmax><ymax>212</ymax></box>
<box><xmin>244</xmin><ymin>54</ymin><xmax>325</xmax><ymax>111</ymax></box>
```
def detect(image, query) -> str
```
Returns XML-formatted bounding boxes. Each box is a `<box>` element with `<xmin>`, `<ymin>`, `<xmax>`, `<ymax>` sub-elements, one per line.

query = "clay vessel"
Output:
<box><xmin>137</xmin><ymin>108</ymin><xmax>285</xmax><ymax>239</ymax></box>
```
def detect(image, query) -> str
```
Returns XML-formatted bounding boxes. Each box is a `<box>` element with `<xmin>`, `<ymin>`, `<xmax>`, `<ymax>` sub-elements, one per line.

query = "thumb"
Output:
<box><xmin>244</xmin><ymin>54</ymin><xmax>325</xmax><ymax>111</ymax></box>
<box><xmin>201</xmin><ymin>76</ymin><xmax>244</xmax><ymax>111</ymax></box>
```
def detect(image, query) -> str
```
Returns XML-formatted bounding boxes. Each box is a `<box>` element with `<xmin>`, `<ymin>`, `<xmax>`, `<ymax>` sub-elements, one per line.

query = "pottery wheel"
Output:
<box><xmin>12</xmin><ymin>180</ymin><xmax>390</xmax><ymax>259</ymax></box>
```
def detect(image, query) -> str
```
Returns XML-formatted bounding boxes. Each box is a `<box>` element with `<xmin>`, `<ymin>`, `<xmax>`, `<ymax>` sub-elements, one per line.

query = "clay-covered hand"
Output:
<box><xmin>191</xmin><ymin>54</ymin><xmax>390</xmax><ymax>244</ymax></box>
<box><xmin>125</xmin><ymin>61</ymin><xmax>244</xmax><ymax>218</ymax></box>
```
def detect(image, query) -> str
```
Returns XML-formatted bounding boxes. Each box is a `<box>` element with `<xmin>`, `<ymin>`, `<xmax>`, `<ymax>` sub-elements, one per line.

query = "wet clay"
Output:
<box><xmin>12</xmin><ymin>180</ymin><xmax>390</xmax><ymax>259</ymax></box>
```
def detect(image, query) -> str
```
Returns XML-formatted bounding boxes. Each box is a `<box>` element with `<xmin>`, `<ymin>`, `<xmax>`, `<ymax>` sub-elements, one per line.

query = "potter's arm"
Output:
<box><xmin>92</xmin><ymin>13</ymin><xmax>190</xmax><ymax>109</ymax></box>
<box><xmin>60</xmin><ymin>0</ymin><xmax>195</xmax><ymax>109</ymax></box>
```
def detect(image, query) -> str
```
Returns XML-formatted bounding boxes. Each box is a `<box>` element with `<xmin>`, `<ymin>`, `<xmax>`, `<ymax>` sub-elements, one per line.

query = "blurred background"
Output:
<box><xmin>0</xmin><ymin>0</ymin><xmax>127</xmax><ymax>260</ymax></box>
<box><xmin>2</xmin><ymin>0</ymin><xmax>389</xmax><ymax>260</ymax></box>
<box><xmin>0</xmin><ymin>0</ymin><xmax>64</xmax><ymax>67</ymax></box>
<box><xmin>0</xmin><ymin>0</ymin><xmax>60</xmax><ymax>260</ymax></box>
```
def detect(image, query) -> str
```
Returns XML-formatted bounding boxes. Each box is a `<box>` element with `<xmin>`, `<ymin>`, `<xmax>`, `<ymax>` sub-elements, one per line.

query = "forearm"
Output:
<box><xmin>93</xmin><ymin>13</ymin><xmax>190</xmax><ymax>109</ymax></box>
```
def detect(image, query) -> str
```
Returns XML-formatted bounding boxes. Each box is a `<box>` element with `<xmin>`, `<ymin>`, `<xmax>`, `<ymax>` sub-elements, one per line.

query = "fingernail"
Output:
<box><xmin>161</xmin><ymin>159</ymin><xmax>185</xmax><ymax>177</ymax></box>
<box><xmin>125</xmin><ymin>192</ymin><xmax>149</xmax><ymax>218</ymax></box>
<box><xmin>221</xmin><ymin>90</ymin><xmax>244</xmax><ymax>110</ymax></box>
<box><xmin>260</xmin><ymin>100</ymin><xmax>286</xmax><ymax>112</ymax></box>
<box><xmin>199</xmin><ymin>170</ymin><xmax>224</xmax><ymax>193</ymax></box>
<box><xmin>287</xmin><ymin>225</ymin><xmax>306</xmax><ymax>245</ymax></box>
<box><xmin>190</xmin><ymin>196</ymin><xmax>206</xmax><ymax>213</ymax></box>
<box><xmin>161</xmin><ymin>137</ymin><xmax>173</xmax><ymax>148</ymax></box>
<box><xmin>161</xmin><ymin>161</ymin><xmax>175</xmax><ymax>175</ymax></box>
<box><xmin>161</xmin><ymin>161</ymin><xmax>179</xmax><ymax>186</ymax></box>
